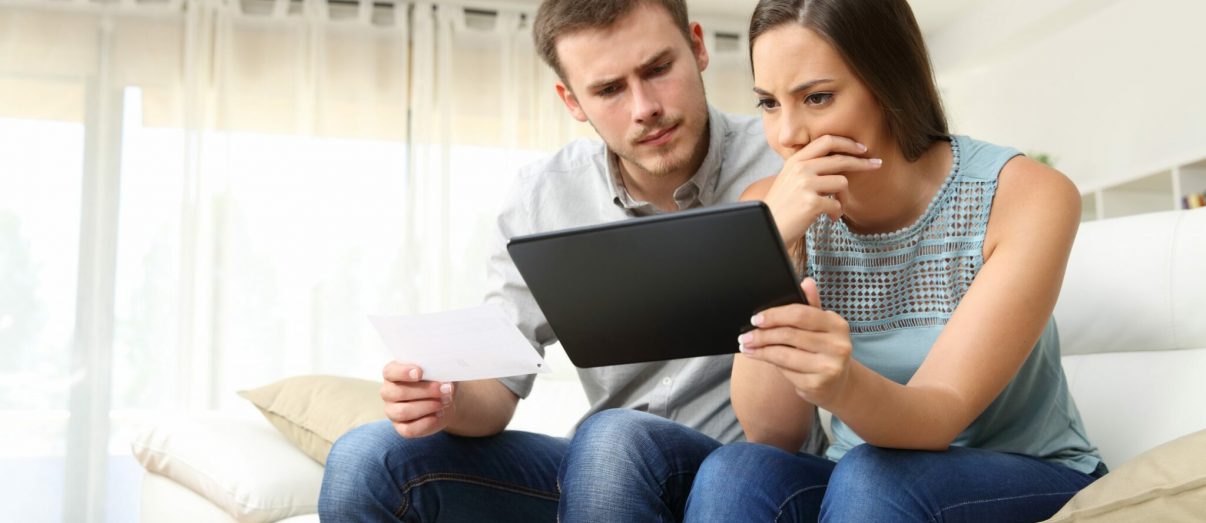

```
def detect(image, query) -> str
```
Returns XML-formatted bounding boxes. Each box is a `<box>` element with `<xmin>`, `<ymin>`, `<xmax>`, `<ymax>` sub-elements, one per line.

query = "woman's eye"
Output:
<box><xmin>805</xmin><ymin>92</ymin><xmax>833</xmax><ymax>106</ymax></box>
<box><xmin>756</xmin><ymin>98</ymin><xmax>779</xmax><ymax>111</ymax></box>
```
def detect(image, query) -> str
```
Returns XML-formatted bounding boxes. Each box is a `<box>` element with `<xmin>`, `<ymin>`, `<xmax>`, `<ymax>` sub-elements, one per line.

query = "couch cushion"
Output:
<box><xmin>131</xmin><ymin>413</ymin><xmax>323</xmax><ymax>523</ymax></box>
<box><xmin>1056</xmin><ymin>208</ymin><xmax>1206</xmax><ymax>356</ymax></box>
<box><xmin>1062</xmin><ymin>347</ymin><xmax>1206</xmax><ymax>466</ymax></box>
<box><xmin>1043</xmin><ymin>428</ymin><xmax>1206</xmax><ymax>522</ymax></box>
<box><xmin>1056</xmin><ymin>211</ymin><xmax>1174</xmax><ymax>356</ymax></box>
<box><xmin>1171</xmin><ymin>208</ymin><xmax>1206</xmax><ymax>349</ymax></box>
<box><xmin>238</xmin><ymin>375</ymin><xmax>386</xmax><ymax>464</ymax></box>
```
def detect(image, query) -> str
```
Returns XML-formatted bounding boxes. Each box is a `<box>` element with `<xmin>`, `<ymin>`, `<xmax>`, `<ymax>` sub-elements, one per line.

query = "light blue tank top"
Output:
<box><xmin>808</xmin><ymin>135</ymin><xmax>1102</xmax><ymax>474</ymax></box>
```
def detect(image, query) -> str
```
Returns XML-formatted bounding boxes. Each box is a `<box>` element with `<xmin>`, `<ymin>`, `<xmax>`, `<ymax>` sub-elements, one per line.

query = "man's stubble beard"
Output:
<box><xmin>596</xmin><ymin>102</ymin><xmax>709</xmax><ymax>179</ymax></box>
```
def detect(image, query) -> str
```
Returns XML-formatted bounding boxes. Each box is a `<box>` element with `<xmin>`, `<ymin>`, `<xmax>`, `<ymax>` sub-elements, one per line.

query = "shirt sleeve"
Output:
<box><xmin>484</xmin><ymin>168</ymin><xmax>556</xmax><ymax>400</ymax></box>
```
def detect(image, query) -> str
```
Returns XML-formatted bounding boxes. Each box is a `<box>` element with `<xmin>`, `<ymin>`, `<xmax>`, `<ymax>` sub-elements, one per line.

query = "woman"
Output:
<box><xmin>683</xmin><ymin>0</ymin><xmax>1104</xmax><ymax>521</ymax></box>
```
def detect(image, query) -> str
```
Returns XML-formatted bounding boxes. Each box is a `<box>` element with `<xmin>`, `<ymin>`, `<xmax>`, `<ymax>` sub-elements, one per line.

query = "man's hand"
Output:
<box><xmin>381</xmin><ymin>362</ymin><xmax>455</xmax><ymax>439</ymax></box>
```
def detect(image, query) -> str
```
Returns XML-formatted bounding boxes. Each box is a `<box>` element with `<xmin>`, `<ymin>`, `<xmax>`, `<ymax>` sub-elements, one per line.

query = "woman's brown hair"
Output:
<box><xmin>749</xmin><ymin>0</ymin><xmax>948</xmax><ymax>161</ymax></box>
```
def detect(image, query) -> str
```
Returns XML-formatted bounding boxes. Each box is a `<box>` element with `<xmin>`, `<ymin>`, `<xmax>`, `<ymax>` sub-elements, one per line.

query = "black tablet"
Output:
<box><xmin>507</xmin><ymin>201</ymin><xmax>806</xmax><ymax>368</ymax></box>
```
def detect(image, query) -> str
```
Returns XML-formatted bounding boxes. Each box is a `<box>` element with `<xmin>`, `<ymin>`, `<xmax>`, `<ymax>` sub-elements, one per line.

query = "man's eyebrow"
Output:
<box><xmin>586</xmin><ymin>76</ymin><xmax>622</xmax><ymax>92</ymax></box>
<box><xmin>585</xmin><ymin>48</ymin><xmax>675</xmax><ymax>92</ymax></box>
<box><xmin>638</xmin><ymin>49</ymin><xmax>674</xmax><ymax>72</ymax></box>
<box><xmin>752</xmin><ymin>78</ymin><xmax>835</xmax><ymax>96</ymax></box>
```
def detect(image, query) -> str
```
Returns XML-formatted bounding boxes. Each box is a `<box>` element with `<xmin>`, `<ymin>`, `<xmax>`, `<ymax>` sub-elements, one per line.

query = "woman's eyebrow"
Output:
<box><xmin>753</xmin><ymin>78</ymin><xmax>835</xmax><ymax>96</ymax></box>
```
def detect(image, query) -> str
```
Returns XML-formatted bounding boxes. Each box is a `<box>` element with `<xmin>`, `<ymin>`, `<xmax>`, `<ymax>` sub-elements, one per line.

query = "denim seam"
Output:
<box><xmin>656</xmin><ymin>470</ymin><xmax>697</xmax><ymax>522</ymax></box>
<box><xmin>657</xmin><ymin>470</ymin><xmax>696</xmax><ymax>494</ymax></box>
<box><xmin>930</xmin><ymin>490</ymin><xmax>1081</xmax><ymax>522</ymax></box>
<box><xmin>774</xmin><ymin>484</ymin><xmax>828</xmax><ymax>522</ymax></box>
<box><xmin>394</xmin><ymin>472</ymin><xmax>560</xmax><ymax>518</ymax></box>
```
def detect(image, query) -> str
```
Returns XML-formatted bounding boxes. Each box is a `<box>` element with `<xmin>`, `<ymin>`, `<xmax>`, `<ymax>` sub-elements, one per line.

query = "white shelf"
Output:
<box><xmin>1100</xmin><ymin>171</ymin><xmax>1174</xmax><ymax>219</ymax></box>
<box><xmin>1178</xmin><ymin>159</ymin><xmax>1206</xmax><ymax>203</ymax></box>
<box><xmin>1080</xmin><ymin>156</ymin><xmax>1206</xmax><ymax>222</ymax></box>
<box><xmin>1080</xmin><ymin>192</ymin><xmax>1098</xmax><ymax>222</ymax></box>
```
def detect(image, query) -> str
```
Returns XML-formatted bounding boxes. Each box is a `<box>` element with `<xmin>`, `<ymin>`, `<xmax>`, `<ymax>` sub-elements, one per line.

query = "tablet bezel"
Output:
<box><xmin>507</xmin><ymin>201</ymin><xmax>807</xmax><ymax>368</ymax></box>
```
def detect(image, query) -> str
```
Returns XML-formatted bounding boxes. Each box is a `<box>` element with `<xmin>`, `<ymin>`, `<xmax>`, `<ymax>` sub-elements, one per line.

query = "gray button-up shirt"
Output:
<box><xmin>485</xmin><ymin>106</ymin><xmax>783</xmax><ymax>444</ymax></box>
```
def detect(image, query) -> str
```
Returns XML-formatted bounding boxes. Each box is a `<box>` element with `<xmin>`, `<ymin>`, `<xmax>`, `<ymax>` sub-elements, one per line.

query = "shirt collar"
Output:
<box><xmin>604</xmin><ymin>105</ymin><xmax>729</xmax><ymax>216</ymax></box>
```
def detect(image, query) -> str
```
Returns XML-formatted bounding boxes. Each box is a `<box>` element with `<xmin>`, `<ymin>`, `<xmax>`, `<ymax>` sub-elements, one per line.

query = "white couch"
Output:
<box><xmin>135</xmin><ymin>208</ymin><xmax>1206</xmax><ymax>522</ymax></box>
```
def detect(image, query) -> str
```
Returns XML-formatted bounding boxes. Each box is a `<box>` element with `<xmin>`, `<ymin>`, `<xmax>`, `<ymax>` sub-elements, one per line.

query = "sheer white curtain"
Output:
<box><xmin>0</xmin><ymin>0</ymin><xmax>754</xmax><ymax>520</ymax></box>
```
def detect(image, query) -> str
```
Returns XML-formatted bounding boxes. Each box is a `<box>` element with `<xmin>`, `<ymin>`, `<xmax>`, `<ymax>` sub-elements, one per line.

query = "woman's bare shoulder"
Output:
<box><xmin>995</xmin><ymin>156</ymin><xmax>1081</xmax><ymax>225</ymax></box>
<box><xmin>984</xmin><ymin>155</ymin><xmax>1080</xmax><ymax>258</ymax></box>
<box><xmin>741</xmin><ymin>176</ymin><xmax>778</xmax><ymax>202</ymax></box>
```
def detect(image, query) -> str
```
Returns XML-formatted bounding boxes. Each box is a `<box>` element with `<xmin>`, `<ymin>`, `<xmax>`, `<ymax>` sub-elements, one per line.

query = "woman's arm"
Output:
<box><xmin>731</xmin><ymin>177</ymin><xmax>815</xmax><ymax>452</ymax></box>
<box><xmin>741</xmin><ymin>156</ymin><xmax>1082</xmax><ymax>450</ymax></box>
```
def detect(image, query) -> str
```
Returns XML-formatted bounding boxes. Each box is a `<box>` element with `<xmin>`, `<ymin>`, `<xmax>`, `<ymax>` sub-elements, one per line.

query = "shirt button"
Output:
<box><xmin>661</xmin><ymin>377</ymin><xmax>673</xmax><ymax>386</ymax></box>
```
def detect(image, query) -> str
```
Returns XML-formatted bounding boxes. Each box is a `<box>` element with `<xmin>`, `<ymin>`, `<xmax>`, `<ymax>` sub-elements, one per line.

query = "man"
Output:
<box><xmin>319</xmin><ymin>1</ymin><xmax>806</xmax><ymax>521</ymax></box>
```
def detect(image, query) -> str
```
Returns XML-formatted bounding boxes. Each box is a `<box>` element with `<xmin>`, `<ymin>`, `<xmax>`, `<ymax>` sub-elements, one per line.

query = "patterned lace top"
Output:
<box><xmin>807</xmin><ymin>135</ymin><xmax>1102</xmax><ymax>474</ymax></box>
<box><xmin>806</xmin><ymin>136</ymin><xmax>986</xmax><ymax>333</ymax></box>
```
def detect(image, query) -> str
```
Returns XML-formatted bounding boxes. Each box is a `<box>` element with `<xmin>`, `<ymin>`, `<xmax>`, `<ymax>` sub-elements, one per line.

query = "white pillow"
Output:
<box><xmin>131</xmin><ymin>413</ymin><xmax>323</xmax><ymax>523</ymax></box>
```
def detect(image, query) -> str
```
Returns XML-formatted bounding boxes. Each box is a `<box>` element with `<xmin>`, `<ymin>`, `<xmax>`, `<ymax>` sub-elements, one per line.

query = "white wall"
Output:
<box><xmin>932</xmin><ymin>0</ymin><xmax>1206</xmax><ymax>192</ymax></box>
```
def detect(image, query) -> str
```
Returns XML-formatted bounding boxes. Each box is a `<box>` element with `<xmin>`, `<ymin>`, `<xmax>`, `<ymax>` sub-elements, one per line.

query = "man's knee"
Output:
<box><xmin>573</xmin><ymin>409</ymin><xmax>668</xmax><ymax>448</ymax></box>
<box><xmin>565</xmin><ymin>409</ymin><xmax>694</xmax><ymax>471</ymax></box>
<box><xmin>562</xmin><ymin>408</ymin><xmax>718</xmax><ymax>491</ymax></box>
<box><xmin>322</xmin><ymin>421</ymin><xmax>456</xmax><ymax>507</ymax></box>
<box><xmin>326</xmin><ymin>420</ymin><xmax>402</xmax><ymax>476</ymax></box>
<box><xmin>695</xmin><ymin>442</ymin><xmax>777</xmax><ymax>486</ymax></box>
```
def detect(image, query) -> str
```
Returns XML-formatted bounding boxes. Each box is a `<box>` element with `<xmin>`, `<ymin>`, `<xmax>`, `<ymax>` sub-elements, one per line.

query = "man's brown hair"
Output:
<box><xmin>749</xmin><ymin>0</ymin><xmax>948</xmax><ymax>161</ymax></box>
<box><xmin>533</xmin><ymin>0</ymin><xmax>693</xmax><ymax>83</ymax></box>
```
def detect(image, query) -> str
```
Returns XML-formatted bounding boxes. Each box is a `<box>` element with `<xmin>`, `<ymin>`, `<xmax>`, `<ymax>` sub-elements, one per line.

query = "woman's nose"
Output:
<box><xmin>777</xmin><ymin>113</ymin><xmax>809</xmax><ymax>153</ymax></box>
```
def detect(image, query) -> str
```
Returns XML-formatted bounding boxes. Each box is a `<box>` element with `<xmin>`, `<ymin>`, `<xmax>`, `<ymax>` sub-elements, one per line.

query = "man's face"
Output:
<box><xmin>554</xmin><ymin>4</ymin><xmax>710</xmax><ymax>180</ymax></box>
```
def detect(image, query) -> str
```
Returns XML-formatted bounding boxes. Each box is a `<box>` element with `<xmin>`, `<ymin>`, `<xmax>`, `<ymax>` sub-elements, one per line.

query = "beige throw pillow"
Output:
<box><xmin>1044</xmin><ymin>428</ymin><xmax>1206</xmax><ymax>522</ymax></box>
<box><xmin>238</xmin><ymin>375</ymin><xmax>386</xmax><ymax>465</ymax></box>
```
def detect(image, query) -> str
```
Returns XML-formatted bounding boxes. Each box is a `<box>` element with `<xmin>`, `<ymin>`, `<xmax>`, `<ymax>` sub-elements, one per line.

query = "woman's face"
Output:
<box><xmin>751</xmin><ymin>24</ymin><xmax>890</xmax><ymax>162</ymax></box>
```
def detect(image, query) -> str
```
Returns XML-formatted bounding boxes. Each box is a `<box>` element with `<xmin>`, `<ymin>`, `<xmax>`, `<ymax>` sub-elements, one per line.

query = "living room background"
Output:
<box><xmin>0</xmin><ymin>0</ymin><xmax>756</xmax><ymax>520</ymax></box>
<box><xmin>2</xmin><ymin>0</ymin><xmax>1205</xmax><ymax>521</ymax></box>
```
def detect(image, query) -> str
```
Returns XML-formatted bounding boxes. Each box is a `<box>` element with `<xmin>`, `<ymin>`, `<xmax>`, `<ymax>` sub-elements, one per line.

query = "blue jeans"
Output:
<box><xmin>319</xmin><ymin>409</ymin><xmax>720</xmax><ymax>522</ymax></box>
<box><xmin>558</xmin><ymin>409</ymin><xmax>722</xmax><ymax>522</ymax></box>
<box><xmin>319</xmin><ymin>420</ymin><xmax>565</xmax><ymax>521</ymax></box>
<box><xmin>684</xmin><ymin>443</ymin><xmax>1104</xmax><ymax>522</ymax></box>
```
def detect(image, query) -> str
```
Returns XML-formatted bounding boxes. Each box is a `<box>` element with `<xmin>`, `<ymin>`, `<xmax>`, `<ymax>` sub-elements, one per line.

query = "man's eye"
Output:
<box><xmin>805</xmin><ymin>92</ymin><xmax>833</xmax><ymax>106</ymax></box>
<box><xmin>650</xmin><ymin>63</ymin><xmax>671</xmax><ymax>76</ymax></box>
<box><xmin>597</xmin><ymin>85</ymin><xmax>621</xmax><ymax>97</ymax></box>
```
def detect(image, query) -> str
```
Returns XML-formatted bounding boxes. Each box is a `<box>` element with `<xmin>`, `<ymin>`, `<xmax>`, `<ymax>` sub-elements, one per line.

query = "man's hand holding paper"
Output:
<box><xmin>380</xmin><ymin>362</ymin><xmax>456</xmax><ymax>438</ymax></box>
<box><xmin>370</xmin><ymin>304</ymin><xmax>551</xmax><ymax>439</ymax></box>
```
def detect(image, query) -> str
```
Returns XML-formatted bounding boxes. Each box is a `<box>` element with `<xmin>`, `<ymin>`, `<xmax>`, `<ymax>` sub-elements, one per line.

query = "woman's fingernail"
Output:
<box><xmin>857</xmin><ymin>142</ymin><xmax>868</xmax><ymax>152</ymax></box>
<box><xmin>442</xmin><ymin>394</ymin><xmax>452</xmax><ymax>406</ymax></box>
<box><xmin>440</xmin><ymin>383</ymin><xmax>452</xmax><ymax>394</ymax></box>
<box><xmin>436</xmin><ymin>409</ymin><xmax>445</xmax><ymax>418</ymax></box>
<box><xmin>738</xmin><ymin>333</ymin><xmax>753</xmax><ymax>344</ymax></box>
<box><xmin>869</xmin><ymin>158</ymin><xmax>883</xmax><ymax>167</ymax></box>
<box><xmin>751</xmin><ymin>314</ymin><xmax>764</xmax><ymax>326</ymax></box>
<box><xmin>408</xmin><ymin>369</ymin><xmax>419</xmax><ymax>380</ymax></box>
<box><xmin>738</xmin><ymin>344</ymin><xmax>751</xmax><ymax>354</ymax></box>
